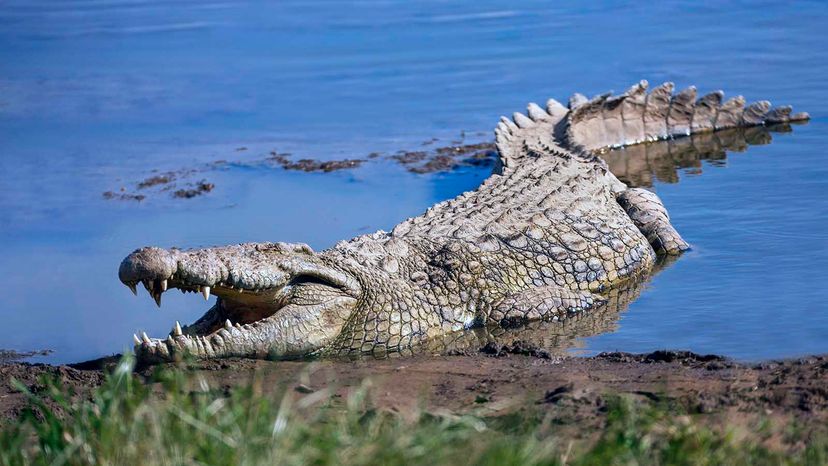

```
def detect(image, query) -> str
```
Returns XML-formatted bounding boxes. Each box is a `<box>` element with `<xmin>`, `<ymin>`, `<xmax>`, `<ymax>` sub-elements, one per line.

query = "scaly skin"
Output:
<box><xmin>118</xmin><ymin>81</ymin><xmax>808</xmax><ymax>363</ymax></box>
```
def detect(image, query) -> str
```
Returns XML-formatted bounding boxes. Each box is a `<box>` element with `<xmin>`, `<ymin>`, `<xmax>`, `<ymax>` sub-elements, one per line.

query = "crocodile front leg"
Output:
<box><xmin>617</xmin><ymin>188</ymin><xmax>690</xmax><ymax>255</ymax></box>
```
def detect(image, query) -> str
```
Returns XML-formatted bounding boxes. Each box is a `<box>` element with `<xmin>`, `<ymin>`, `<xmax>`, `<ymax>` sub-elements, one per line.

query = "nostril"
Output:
<box><xmin>118</xmin><ymin>247</ymin><xmax>178</xmax><ymax>283</ymax></box>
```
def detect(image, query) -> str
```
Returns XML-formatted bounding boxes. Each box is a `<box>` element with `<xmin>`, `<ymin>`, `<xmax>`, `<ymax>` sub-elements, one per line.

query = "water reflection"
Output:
<box><xmin>427</xmin><ymin>257</ymin><xmax>679</xmax><ymax>358</ymax></box>
<box><xmin>604</xmin><ymin>124</ymin><xmax>799</xmax><ymax>188</ymax></box>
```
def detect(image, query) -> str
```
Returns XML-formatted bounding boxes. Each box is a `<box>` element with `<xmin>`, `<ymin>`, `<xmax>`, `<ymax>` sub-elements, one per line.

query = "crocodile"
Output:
<box><xmin>118</xmin><ymin>81</ymin><xmax>808</xmax><ymax>363</ymax></box>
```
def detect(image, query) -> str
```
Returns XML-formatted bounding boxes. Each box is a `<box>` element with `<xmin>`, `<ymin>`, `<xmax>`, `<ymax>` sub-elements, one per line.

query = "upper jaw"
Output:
<box><xmin>118</xmin><ymin>242</ymin><xmax>360</xmax><ymax>306</ymax></box>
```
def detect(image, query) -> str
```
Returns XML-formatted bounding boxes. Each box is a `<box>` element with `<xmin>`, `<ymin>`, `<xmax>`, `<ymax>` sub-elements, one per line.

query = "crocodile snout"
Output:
<box><xmin>118</xmin><ymin>247</ymin><xmax>178</xmax><ymax>288</ymax></box>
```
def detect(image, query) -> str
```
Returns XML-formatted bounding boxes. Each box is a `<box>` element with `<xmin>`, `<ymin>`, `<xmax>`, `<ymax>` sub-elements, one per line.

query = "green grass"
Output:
<box><xmin>1</xmin><ymin>355</ymin><xmax>825</xmax><ymax>466</ymax></box>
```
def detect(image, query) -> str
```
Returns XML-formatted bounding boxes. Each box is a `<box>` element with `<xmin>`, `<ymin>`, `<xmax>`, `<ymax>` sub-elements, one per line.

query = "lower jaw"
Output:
<box><xmin>134</xmin><ymin>300</ymin><xmax>277</xmax><ymax>363</ymax></box>
<box><xmin>135</xmin><ymin>320</ymin><xmax>254</xmax><ymax>363</ymax></box>
<box><xmin>133</xmin><ymin>296</ymin><xmax>353</xmax><ymax>364</ymax></box>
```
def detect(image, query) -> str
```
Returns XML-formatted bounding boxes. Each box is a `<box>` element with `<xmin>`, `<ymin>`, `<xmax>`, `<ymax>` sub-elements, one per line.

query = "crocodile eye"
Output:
<box><xmin>285</xmin><ymin>275</ymin><xmax>349</xmax><ymax>306</ymax></box>
<box><xmin>287</xmin><ymin>274</ymin><xmax>338</xmax><ymax>288</ymax></box>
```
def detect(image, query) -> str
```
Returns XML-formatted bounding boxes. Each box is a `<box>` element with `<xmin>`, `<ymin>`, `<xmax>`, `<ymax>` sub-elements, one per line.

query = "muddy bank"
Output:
<box><xmin>181</xmin><ymin>351</ymin><xmax>828</xmax><ymax>423</ymax></box>
<box><xmin>2</xmin><ymin>351</ymin><xmax>826</xmax><ymax>436</ymax></box>
<box><xmin>0</xmin><ymin>363</ymin><xmax>104</xmax><ymax>422</ymax></box>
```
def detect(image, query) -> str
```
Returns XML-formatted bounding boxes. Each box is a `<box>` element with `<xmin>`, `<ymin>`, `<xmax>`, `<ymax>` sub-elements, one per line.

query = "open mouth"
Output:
<box><xmin>125</xmin><ymin>275</ymin><xmax>288</xmax><ymax>360</ymax></box>
<box><xmin>118</xmin><ymin>243</ymin><xmax>360</xmax><ymax>362</ymax></box>
<box><xmin>119</xmin><ymin>244</ymin><xmax>361</xmax><ymax>362</ymax></box>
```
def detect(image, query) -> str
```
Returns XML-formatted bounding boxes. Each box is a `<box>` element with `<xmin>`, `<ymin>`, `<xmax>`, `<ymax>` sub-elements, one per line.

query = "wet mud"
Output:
<box><xmin>102</xmin><ymin>190</ymin><xmax>146</xmax><ymax>201</ymax></box>
<box><xmin>0</xmin><ymin>349</ymin><xmax>53</xmax><ymax>365</ymax></box>
<box><xmin>101</xmin><ymin>134</ymin><xmax>498</xmax><ymax>202</ymax></box>
<box><xmin>389</xmin><ymin>141</ymin><xmax>496</xmax><ymax>174</ymax></box>
<box><xmin>268</xmin><ymin>152</ymin><xmax>364</xmax><ymax>172</ymax></box>
<box><xmin>2</xmin><ymin>350</ymin><xmax>826</xmax><ymax>440</ymax></box>
<box><xmin>171</xmin><ymin>180</ymin><xmax>215</xmax><ymax>199</ymax></box>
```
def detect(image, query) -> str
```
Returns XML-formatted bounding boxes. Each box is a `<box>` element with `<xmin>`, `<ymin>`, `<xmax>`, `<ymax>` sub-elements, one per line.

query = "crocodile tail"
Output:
<box><xmin>561</xmin><ymin>80</ymin><xmax>809</xmax><ymax>153</ymax></box>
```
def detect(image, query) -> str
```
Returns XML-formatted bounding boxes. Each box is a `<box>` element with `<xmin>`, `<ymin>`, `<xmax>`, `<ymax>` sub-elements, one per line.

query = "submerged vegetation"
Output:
<box><xmin>0</xmin><ymin>355</ymin><xmax>825</xmax><ymax>466</ymax></box>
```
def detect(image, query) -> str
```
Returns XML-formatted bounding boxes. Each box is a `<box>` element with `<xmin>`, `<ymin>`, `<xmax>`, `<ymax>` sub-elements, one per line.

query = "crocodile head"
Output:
<box><xmin>118</xmin><ymin>242</ymin><xmax>361</xmax><ymax>363</ymax></box>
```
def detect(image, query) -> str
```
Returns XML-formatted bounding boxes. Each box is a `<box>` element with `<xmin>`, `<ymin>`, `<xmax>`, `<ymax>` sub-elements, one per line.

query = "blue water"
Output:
<box><xmin>1</xmin><ymin>0</ymin><xmax>826</xmax><ymax>363</ymax></box>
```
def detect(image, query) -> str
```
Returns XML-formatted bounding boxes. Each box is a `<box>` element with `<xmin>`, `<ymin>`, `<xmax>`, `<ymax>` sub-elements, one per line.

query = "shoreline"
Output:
<box><xmin>3</xmin><ymin>349</ymin><xmax>825</xmax><ymax>430</ymax></box>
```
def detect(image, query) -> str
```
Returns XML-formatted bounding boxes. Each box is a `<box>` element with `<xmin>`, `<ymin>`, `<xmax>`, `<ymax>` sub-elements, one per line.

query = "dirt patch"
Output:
<box><xmin>268</xmin><ymin>152</ymin><xmax>364</xmax><ymax>172</ymax></box>
<box><xmin>264</xmin><ymin>138</ymin><xmax>496</xmax><ymax>175</ymax></box>
<box><xmin>0</xmin><ymin>363</ymin><xmax>104</xmax><ymax>421</ymax></box>
<box><xmin>391</xmin><ymin>141</ymin><xmax>497</xmax><ymax>174</ymax></box>
<box><xmin>101</xmin><ymin>135</ymin><xmax>498</xmax><ymax>202</ymax></box>
<box><xmin>2</xmin><ymin>351</ymin><xmax>826</xmax><ymax>435</ymax></box>
<box><xmin>595</xmin><ymin>350</ymin><xmax>728</xmax><ymax>365</ymax></box>
<box><xmin>171</xmin><ymin>180</ymin><xmax>215</xmax><ymax>199</ymax></box>
<box><xmin>102</xmin><ymin>190</ymin><xmax>146</xmax><ymax>201</ymax></box>
<box><xmin>137</xmin><ymin>173</ymin><xmax>177</xmax><ymax>189</ymax></box>
<box><xmin>474</xmin><ymin>340</ymin><xmax>557</xmax><ymax>360</ymax></box>
<box><xmin>105</xmin><ymin>168</ymin><xmax>208</xmax><ymax>201</ymax></box>
<box><xmin>0</xmin><ymin>349</ymin><xmax>53</xmax><ymax>365</ymax></box>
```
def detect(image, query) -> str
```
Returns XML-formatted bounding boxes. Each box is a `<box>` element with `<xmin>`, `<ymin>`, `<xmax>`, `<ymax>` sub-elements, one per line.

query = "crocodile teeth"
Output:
<box><xmin>153</xmin><ymin>291</ymin><xmax>162</xmax><ymax>308</ymax></box>
<box><xmin>127</xmin><ymin>283</ymin><xmax>138</xmax><ymax>296</ymax></box>
<box><xmin>225</xmin><ymin>319</ymin><xmax>233</xmax><ymax>330</ymax></box>
<box><xmin>133</xmin><ymin>334</ymin><xmax>141</xmax><ymax>345</ymax></box>
<box><xmin>141</xmin><ymin>332</ymin><xmax>151</xmax><ymax>344</ymax></box>
<box><xmin>201</xmin><ymin>286</ymin><xmax>210</xmax><ymax>301</ymax></box>
<box><xmin>160</xmin><ymin>279</ymin><xmax>168</xmax><ymax>292</ymax></box>
<box><xmin>143</xmin><ymin>280</ymin><xmax>154</xmax><ymax>292</ymax></box>
<box><xmin>174</xmin><ymin>321</ymin><xmax>183</xmax><ymax>336</ymax></box>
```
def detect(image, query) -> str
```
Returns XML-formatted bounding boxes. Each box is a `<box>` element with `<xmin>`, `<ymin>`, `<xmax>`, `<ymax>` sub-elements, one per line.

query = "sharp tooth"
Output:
<box><xmin>144</xmin><ymin>280</ymin><xmax>154</xmax><ymax>292</ymax></box>
<box><xmin>201</xmin><ymin>286</ymin><xmax>211</xmax><ymax>301</ymax></box>
<box><xmin>225</xmin><ymin>319</ymin><xmax>233</xmax><ymax>330</ymax></box>
<box><xmin>141</xmin><ymin>332</ymin><xmax>151</xmax><ymax>344</ymax></box>
<box><xmin>166</xmin><ymin>335</ymin><xmax>175</xmax><ymax>346</ymax></box>
<box><xmin>127</xmin><ymin>283</ymin><xmax>138</xmax><ymax>296</ymax></box>
<box><xmin>160</xmin><ymin>279</ymin><xmax>168</xmax><ymax>292</ymax></box>
<box><xmin>133</xmin><ymin>334</ymin><xmax>141</xmax><ymax>345</ymax></box>
<box><xmin>174</xmin><ymin>321</ymin><xmax>183</xmax><ymax>336</ymax></box>
<box><xmin>153</xmin><ymin>292</ymin><xmax>162</xmax><ymax>308</ymax></box>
